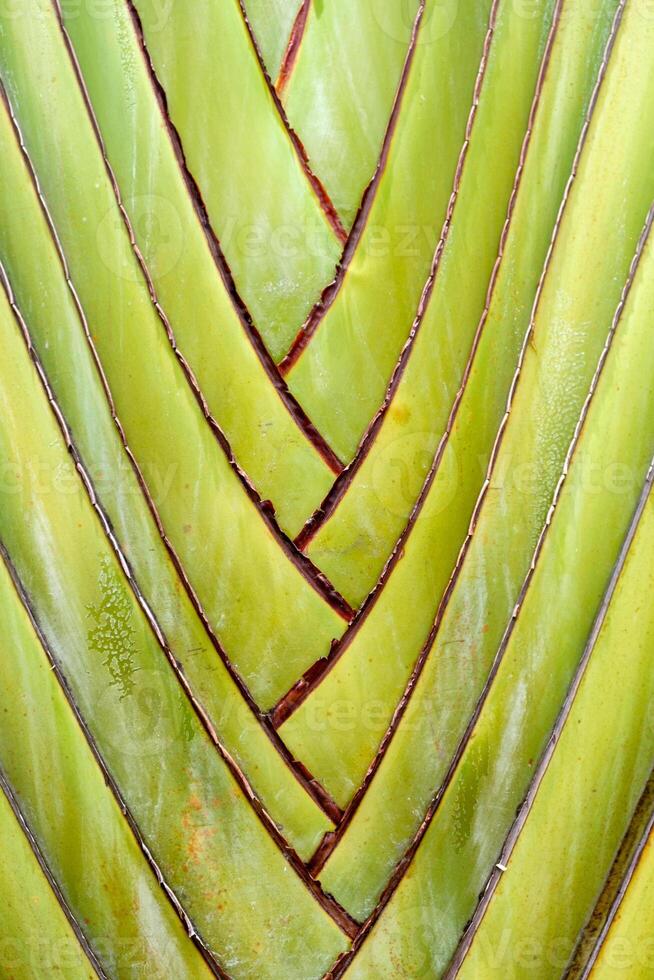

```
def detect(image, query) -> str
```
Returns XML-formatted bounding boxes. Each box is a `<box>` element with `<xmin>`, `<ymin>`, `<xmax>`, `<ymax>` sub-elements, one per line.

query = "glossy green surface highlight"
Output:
<box><xmin>283</xmin><ymin>0</ymin><xmax>421</xmax><ymax>229</ymax></box>
<box><xmin>132</xmin><ymin>0</ymin><xmax>342</xmax><ymax>359</ymax></box>
<box><xmin>0</xmin><ymin>558</ymin><xmax>216</xmax><ymax>980</ymax></box>
<box><xmin>0</xmin><ymin>96</ymin><xmax>332</xmax><ymax>860</ymax></box>
<box><xmin>0</xmin><ymin>0</ymin><xmax>346</xmax><ymax>712</ymax></box>
<box><xmin>0</xmin><ymin>285</ymin><xmax>348</xmax><ymax>980</ymax></box>
<box><xmin>0</xmin><ymin>785</ymin><xmax>96</xmax><ymax>980</ymax></box>
<box><xmin>286</xmin><ymin>0</ymin><xmax>494</xmax><ymax>459</ymax></box>
<box><xmin>58</xmin><ymin>0</ymin><xmax>337</xmax><ymax>536</ymax></box>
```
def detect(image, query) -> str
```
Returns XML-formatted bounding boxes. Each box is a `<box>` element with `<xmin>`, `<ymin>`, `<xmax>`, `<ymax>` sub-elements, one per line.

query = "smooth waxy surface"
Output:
<box><xmin>0</xmin><ymin>0</ymin><xmax>347</xmax><ymax>712</ymax></box>
<box><xmin>0</xmin><ymin>94</ymin><xmax>332</xmax><ymax>859</ymax></box>
<box><xmin>285</xmin><ymin>0</ymin><xmax>494</xmax><ymax>460</ymax></box>
<box><xmin>58</xmin><ymin>0</ymin><xmax>338</xmax><ymax>535</ymax></box>
<box><xmin>342</xmin><ymin>94</ymin><xmax>654</xmax><ymax>971</ymax></box>
<box><xmin>0</xmin><ymin>284</ymin><xmax>348</xmax><ymax>979</ymax></box>
<box><xmin>0</xmin><ymin>557</ymin><xmax>217</xmax><ymax>979</ymax></box>
<box><xmin>0</xmin><ymin>783</ymin><xmax>97</xmax><ymax>980</ymax></box>
<box><xmin>132</xmin><ymin>0</ymin><xmax>342</xmax><ymax>360</ymax></box>
<box><xmin>242</xmin><ymin>0</ymin><xmax>302</xmax><ymax>80</ymax></box>
<box><xmin>282</xmin><ymin>0</ymin><xmax>635</xmax><ymax>816</ymax></box>
<box><xmin>588</xmin><ymin>822</ymin><xmax>654</xmax><ymax>979</ymax></box>
<box><xmin>303</xmin><ymin>0</ymin><xmax>562</xmax><ymax>606</ymax></box>
<box><xmin>282</xmin><ymin>0</ymin><xmax>421</xmax><ymax>229</ymax></box>
<box><xmin>457</xmin><ymin>475</ymin><xmax>654</xmax><ymax>978</ymax></box>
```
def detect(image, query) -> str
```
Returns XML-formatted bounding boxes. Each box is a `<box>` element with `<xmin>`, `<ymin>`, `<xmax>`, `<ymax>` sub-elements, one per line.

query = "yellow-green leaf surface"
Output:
<box><xmin>0</xmin><ymin>1</ymin><xmax>348</xmax><ymax>713</ymax></box>
<box><xmin>304</xmin><ymin>0</ymin><xmax>564</xmax><ymax>605</ymax></box>
<box><xmin>0</xmin><ymin>555</ymin><xmax>217</xmax><ymax>979</ymax></box>
<box><xmin>284</xmin><ymin>0</ymin><xmax>494</xmax><ymax>459</ymax></box>
<box><xmin>130</xmin><ymin>0</ymin><xmax>343</xmax><ymax>360</ymax></box>
<box><xmin>0</xmin><ymin>94</ymin><xmax>332</xmax><ymax>859</ymax></box>
<box><xmin>53</xmin><ymin>0</ymin><xmax>340</xmax><ymax>535</ymax></box>
<box><xmin>0</xmin><ymin>781</ymin><xmax>98</xmax><ymax>980</ymax></box>
<box><xmin>586</xmin><ymin>816</ymin><xmax>654</xmax><ymax>979</ymax></box>
<box><xmin>0</xmin><ymin>284</ymin><xmax>349</xmax><ymax>979</ymax></box>
<box><xmin>340</xmin><ymin>186</ymin><xmax>654</xmax><ymax>971</ymax></box>
<box><xmin>242</xmin><ymin>0</ymin><xmax>302</xmax><ymax>80</ymax></box>
<box><xmin>280</xmin><ymin>0</ymin><xmax>642</xmax><ymax>814</ymax></box>
<box><xmin>454</xmin><ymin>470</ymin><xmax>654</xmax><ymax>979</ymax></box>
<box><xmin>281</xmin><ymin>0</ymin><xmax>421</xmax><ymax>229</ymax></box>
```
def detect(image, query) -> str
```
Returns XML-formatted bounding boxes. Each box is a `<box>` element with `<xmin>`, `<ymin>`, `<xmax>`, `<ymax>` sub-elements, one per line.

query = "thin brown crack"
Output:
<box><xmin>320</xmin><ymin>6</ymin><xmax>629</xmax><ymax>971</ymax></box>
<box><xmin>567</xmin><ymin>776</ymin><xmax>654</xmax><ymax>977</ymax></box>
<box><xmin>574</xmin><ymin>773</ymin><xmax>654</xmax><ymax>979</ymax></box>
<box><xmin>0</xmin><ymin>81</ymin><xmax>343</xmax><ymax>825</ymax></box>
<box><xmin>0</xmin><ymin>545</ymin><xmax>229</xmax><ymax>979</ymax></box>
<box><xmin>0</xmin><ymin>769</ymin><xmax>108</xmax><ymax>979</ymax></box>
<box><xmin>0</xmin><ymin>266</ymin><xmax>356</xmax><ymax>941</ymax></box>
<box><xmin>276</xmin><ymin>0</ymin><xmax>311</xmax><ymax>95</ymax></box>
<box><xmin>272</xmin><ymin>0</ymin><xmax>504</xmax><ymax>727</ymax></box>
<box><xmin>50</xmin><ymin>3</ymin><xmax>353</xmax><ymax>622</ymax></box>
<box><xmin>236</xmin><ymin>0</ymin><xmax>347</xmax><ymax>243</ymax></box>
<box><xmin>445</xmin><ymin>455</ymin><xmax>654</xmax><ymax>978</ymax></box>
<box><xmin>293</xmin><ymin>0</ymin><xmax>503</xmax><ymax>551</ymax></box>
<box><xmin>122</xmin><ymin>0</ymin><xmax>343</xmax><ymax>477</ymax></box>
<box><xmin>295</xmin><ymin>0</ymin><xmax>566</xmax><ymax>862</ymax></box>
<box><xmin>278</xmin><ymin>0</ymin><xmax>427</xmax><ymax>374</ymax></box>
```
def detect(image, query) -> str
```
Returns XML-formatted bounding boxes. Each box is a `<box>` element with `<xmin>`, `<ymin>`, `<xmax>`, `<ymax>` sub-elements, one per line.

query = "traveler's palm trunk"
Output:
<box><xmin>0</xmin><ymin>1</ymin><xmax>653</xmax><ymax>978</ymax></box>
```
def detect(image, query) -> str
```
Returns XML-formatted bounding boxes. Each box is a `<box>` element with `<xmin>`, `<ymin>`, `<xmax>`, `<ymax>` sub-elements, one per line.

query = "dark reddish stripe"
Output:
<box><xmin>276</xmin><ymin>0</ymin><xmax>311</xmax><ymax>95</ymax></box>
<box><xmin>278</xmin><ymin>0</ymin><xmax>427</xmax><ymax>374</ymax></box>
<box><xmin>1</xmin><ymin>264</ymin><xmax>355</xmax><ymax>940</ymax></box>
<box><xmin>272</xmin><ymin>0</ymin><xmax>504</xmax><ymax>726</ymax></box>
<box><xmin>51</xmin><ymin>2</ymin><xmax>353</xmax><ymax>621</ymax></box>
<box><xmin>321</xmin><ymin>10</ymin><xmax>629</xmax><ymax>971</ymax></box>
<box><xmin>0</xmin><ymin>81</ymin><xmax>342</xmax><ymax>824</ymax></box>
<box><xmin>0</xmin><ymin>545</ymin><xmax>228</xmax><ymax>979</ymax></box>
<box><xmin>123</xmin><ymin>0</ymin><xmax>343</xmax><ymax>476</ymax></box>
<box><xmin>236</xmin><ymin>0</ymin><xmax>347</xmax><ymax>242</ymax></box>
<box><xmin>293</xmin><ymin>0</ymin><xmax>505</xmax><ymax>550</ymax></box>
<box><xmin>300</xmin><ymin>0</ymin><xmax>567</xmax><ymax>861</ymax></box>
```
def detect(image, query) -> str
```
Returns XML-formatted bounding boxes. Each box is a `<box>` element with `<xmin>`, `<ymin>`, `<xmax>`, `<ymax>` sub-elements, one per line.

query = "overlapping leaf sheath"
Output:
<box><xmin>283</xmin><ymin>0</ymin><xmax>495</xmax><ymax>460</ymax></box>
<box><xmin>241</xmin><ymin>0</ymin><xmax>303</xmax><ymax>81</ymax></box>
<box><xmin>1</xmin><ymin>0</ymin><xmax>653</xmax><ymax>976</ymax></box>
<box><xmin>0</xmin><ymin>779</ymin><xmax>99</xmax><ymax>980</ymax></box>
<box><xmin>0</xmin><ymin>1</ymin><xmax>351</xmax><ymax>712</ymax></box>
<box><xmin>583</xmin><ymin>808</ymin><xmax>654</xmax><ymax>979</ymax></box>
<box><xmin>0</xmin><ymin>284</ymin><xmax>349</xmax><ymax>978</ymax></box>
<box><xmin>54</xmin><ymin>0</ymin><xmax>342</xmax><ymax>535</ymax></box>
<box><xmin>279</xmin><ymin>0</ymin><xmax>641</xmax><ymax>816</ymax></box>
<box><xmin>0</xmin><ymin>555</ymin><xmax>216</xmax><ymax>978</ymax></box>
<box><xmin>334</xmin><ymin>153</ymin><xmax>654</xmax><ymax>980</ymax></box>
<box><xmin>452</xmin><ymin>463</ymin><xmax>654</xmax><ymax>976</ymax></box>
<box><xmin>130</xmin><ymin>0</ymin><xmax>343</xmax><ymax>360</ymax></box>
<box><xmin>281</xmin><ymin>0</ymin><xmax>422</xmax><ymax>228</ymax></box>
<box><xmin>0</xmin><ymin>93</ymin><xmax>334</xmax><ymax>858</ymax></box>
<box><xmin>298</xmin><ymin>0</ymin><xmax>618</xmax><ymax>606</ymax></box>
<box><xmin>298</xmin><ymin>0</ymin><xmax>566</xmax><ymax>605</ymax></box>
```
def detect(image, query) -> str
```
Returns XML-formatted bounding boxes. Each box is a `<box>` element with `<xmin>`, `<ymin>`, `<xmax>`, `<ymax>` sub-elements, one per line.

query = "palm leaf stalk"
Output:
<box><xmin>0</xmin><ymin>0</ymin><xmax>653</xmax><ymax>977</ymax></box>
